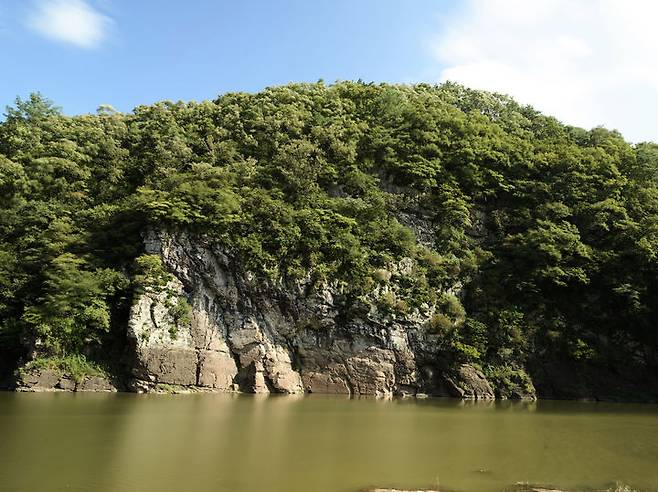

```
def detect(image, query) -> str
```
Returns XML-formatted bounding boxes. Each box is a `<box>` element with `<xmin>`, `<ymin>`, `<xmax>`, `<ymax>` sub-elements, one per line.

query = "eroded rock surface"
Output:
<box><xmin>127</xmin><ymin>231</ymin><xmax>508</xmax><ymax>397</ymax></box>
<box><xmin>445</xmin><ymin>364</ymin><xmax>495</xmax><ymax>399</ymax></box>
<box><xmin>16</xmin><ymin>368</ymin><xmax>117</xmax><ymax>392</ymax></box>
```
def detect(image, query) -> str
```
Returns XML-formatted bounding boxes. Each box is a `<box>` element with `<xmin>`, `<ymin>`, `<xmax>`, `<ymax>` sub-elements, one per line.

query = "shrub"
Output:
<box><xmin>441</xmin><ymin>293</ymin><xmax>466</xmax><ymax>322</ymax></box>
<box><xmin>170</xmin><ymin>296</ymin><xmax>192</xmax><ymax>326</ymax></box>
<box><xmin>378</xmin><ymin>291</ymin><xmax>397</xmax><ymax>314</ymax></box>
<box><xmin>428</xmin><ymin>313</ymin><xmax>453</xmax><ymax>335</ymax></box>
<box><xmin>19</xmin><ymin>354</ymin><xmax>106</xmax><ymax>384</ymax></box>
<box><xmin>394</xmin><ymin>299</ymin><xmax>409</xmax><ymax>314</ymax></box>
<box><xmin>373</xmin><ymin>268</ymin><xmax>392</xmax><ymax>282</ymax></box>
<box><xmin>134</xmin><ymin>255</ymin><xmax>171</xmax><ymax>294</ymax></box>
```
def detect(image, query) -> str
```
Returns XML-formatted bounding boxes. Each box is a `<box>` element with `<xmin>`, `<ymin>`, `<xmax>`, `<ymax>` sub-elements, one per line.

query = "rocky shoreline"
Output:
<box><xmin>366</xmin><ymin>483</ymin><xmax>640</xmax><ymax>492</ymax></box>
<box><xmin>363</xmin><ymin>483</ymin><xmax>639</xmax><ymax>492</ymax></box>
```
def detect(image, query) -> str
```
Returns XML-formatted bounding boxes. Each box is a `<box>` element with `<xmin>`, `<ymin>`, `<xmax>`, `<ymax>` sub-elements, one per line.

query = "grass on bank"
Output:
<box><xmin>18</xmin><ymin>354</ymin><xmax>107</xmax><ymax>384</ymax></box>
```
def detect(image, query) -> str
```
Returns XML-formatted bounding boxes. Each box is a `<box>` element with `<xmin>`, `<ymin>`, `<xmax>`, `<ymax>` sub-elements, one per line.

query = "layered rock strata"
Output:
<box><xmin>126</xmin><ymin>231</ymin><xmax>509</xmax><ymax>398</ymax></box>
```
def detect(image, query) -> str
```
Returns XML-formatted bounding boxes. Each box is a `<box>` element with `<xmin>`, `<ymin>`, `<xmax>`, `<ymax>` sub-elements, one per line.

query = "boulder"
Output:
<box><xmin>445</xmin><ymin>364</ymin><xmax>495</xmax><ymax>399</ymax></box>
<box><xmin>16</xmin><ymin>367</ymin><xmax>117</xmax><ymax>392</ymax></box>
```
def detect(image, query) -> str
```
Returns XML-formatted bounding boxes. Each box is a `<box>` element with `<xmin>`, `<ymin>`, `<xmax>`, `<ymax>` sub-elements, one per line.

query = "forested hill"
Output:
<box><xmin>1</xmin><ymin>82</ymin><xmax>657</xmax><ymax>392</ymax></box>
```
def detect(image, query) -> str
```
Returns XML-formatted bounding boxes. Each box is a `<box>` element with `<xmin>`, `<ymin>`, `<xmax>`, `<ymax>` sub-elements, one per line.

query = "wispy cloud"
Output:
<box><xmin>433</xmin><ymin>0</ymin><xmax>658</xmax><ymax>143</ymax></box>
<box><xmin>27</xmin><ymin>0</ymin><xmax>111</xmax><ymax>49</ymax></box>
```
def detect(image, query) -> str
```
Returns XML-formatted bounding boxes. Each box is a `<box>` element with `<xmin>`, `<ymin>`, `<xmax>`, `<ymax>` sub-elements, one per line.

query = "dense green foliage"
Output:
<box><xmin>1</xmin><ymin>83</ymin><xmax>657</xmax><ymax>379</ymax></box>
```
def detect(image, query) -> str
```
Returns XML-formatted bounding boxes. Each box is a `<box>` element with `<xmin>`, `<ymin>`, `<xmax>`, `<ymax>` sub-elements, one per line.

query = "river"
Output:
<box><xmin>0</xmin><ymin>393</ymin><xmax>656</xmax><ymax>492</ymax></box>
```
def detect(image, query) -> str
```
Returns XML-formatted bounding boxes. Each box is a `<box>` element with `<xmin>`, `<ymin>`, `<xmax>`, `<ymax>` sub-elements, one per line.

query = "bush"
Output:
<box><xmin>373</xmin><ymin>268</ymin><xmax>392</xmax><ymax>282</ymax></box>
<box><xmin>19</xmin><ymin>354</ymin><xmax>106</xmax><ymax>384</ymax></box>
<box><xmin>485</xmin><ymin>365</ymin><xmax>535</xmax><ymax>397</ymax></box>
<box><xmin>441</xmin><ymin>293</ymin><xmax>466</xmax><ymax>322</ymax></box>
<box><xmin>394</xmin><ymin>299</ymin><xmax>409</xmax><ymax>314</ymax></box>
<box><xmin>134</xmin><ymin>255</ymin><xmax>171</xmax><ymax>294</ymax></box>
<box><xmin>170</xmin><ymin>296</ymin><xmax>192</xmax><ymax>326</ymax></box>
<box><xmin>428</xmin><ymin>313</ymin><xmax>453</xmax><ymax>335</ymax></box>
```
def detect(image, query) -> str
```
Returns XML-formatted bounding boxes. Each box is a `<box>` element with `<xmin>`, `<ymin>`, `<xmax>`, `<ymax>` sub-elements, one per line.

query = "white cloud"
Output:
<box><xmin>434</xmin><ymin>0</ymin><xmax>658</xmax><ymax>142</ymax></box>
<box><xmin>28</xmin><ymin>0</ymin><xmax>110</xmax><ymax>49</ymax></box>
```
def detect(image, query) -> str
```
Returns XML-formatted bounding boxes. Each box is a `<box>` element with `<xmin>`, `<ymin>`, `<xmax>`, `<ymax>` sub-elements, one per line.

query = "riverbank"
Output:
<box><xmin>368</xmin><ymin>484</ymin><xmax>641</xmax><ymax>492</ymax></box>
<box><xmin>8</xmin><ymin>364</ymin><xmax>658</xmax><ymax>403</ymax></box>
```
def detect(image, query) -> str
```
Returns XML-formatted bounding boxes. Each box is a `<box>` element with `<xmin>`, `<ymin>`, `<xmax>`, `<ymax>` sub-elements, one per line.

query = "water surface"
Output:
<box><xmin>0</xmin><ymin>393</ymin><xmax>657</xmax><ymax>492</ymax></box>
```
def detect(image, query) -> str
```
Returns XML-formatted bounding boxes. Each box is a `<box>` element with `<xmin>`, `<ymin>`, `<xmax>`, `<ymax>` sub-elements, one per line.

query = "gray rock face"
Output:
<box><xmin>16</xmin><ymin>368</ymin><xmax>117</xmax><ymax>392</ymax></box>
<box><xmin>445</xmin><ymin>364</ymin><xmax>495</xmax><ymax>399</ymax></box>
<box><xmin>17</xmin><ymin>368</ymin><xmax>61</xmax><ymax>391</ymax></box>
<box><xmin>126</xmin><ymin>231</ymin><xmax>503</xmax><ymax>398</ymax></box>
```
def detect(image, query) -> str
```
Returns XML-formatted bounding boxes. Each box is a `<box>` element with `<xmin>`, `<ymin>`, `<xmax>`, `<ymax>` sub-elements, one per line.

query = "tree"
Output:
<box><xmin>4</xmin><ymin>92</ymin><xmax>61</xmax><ymax>122</ymax></box>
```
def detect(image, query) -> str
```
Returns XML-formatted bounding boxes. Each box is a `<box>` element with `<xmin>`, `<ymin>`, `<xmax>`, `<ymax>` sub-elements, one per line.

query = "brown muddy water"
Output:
<box><xmin>0</xmin><ymin>393</ymin><xmax>657</xmax><ymax>492</ymax></box>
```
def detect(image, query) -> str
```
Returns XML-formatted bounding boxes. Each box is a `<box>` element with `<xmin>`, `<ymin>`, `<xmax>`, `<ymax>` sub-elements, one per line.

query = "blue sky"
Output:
<box><xmin>1</xmin><ymin>1</ymin><xmax>451</xmax><ymax>114</ymax></box>
<box><xmin>1</xmin><ymin>1</ymin><xmax>657</xmax><ymax>142</ymax></box>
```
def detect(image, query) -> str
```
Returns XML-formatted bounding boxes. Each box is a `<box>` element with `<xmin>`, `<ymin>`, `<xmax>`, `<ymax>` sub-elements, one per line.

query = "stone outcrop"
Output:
<box><xmin>366</xmin><ymin>487</ymin><xmax>611</xmax><ymax>492</ymax></box>
<box><xmin>126</xmin><ymin>231</ymin><xmax>514</xmax><ymax>398</ymax></box>
<box><xmin>16</xmin><ymin>368</ymin><xmax>117</xmax><ymax>392</ymax></box>
<box><xmin>445</xmin><ymin>364</ymin><xmax>495</xmax><ymax>399</ymax></box>
<box><xmin>366</xmin><ymin>489</ymin><xmax>442</xmax><ymax>492</ymax></box>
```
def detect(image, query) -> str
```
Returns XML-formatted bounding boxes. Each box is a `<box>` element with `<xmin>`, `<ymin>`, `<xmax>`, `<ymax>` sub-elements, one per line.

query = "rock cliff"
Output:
<box><xmin>126</xmin><ymin>231</ymin><xmax>505</xmax><ymax>398</ymax></box>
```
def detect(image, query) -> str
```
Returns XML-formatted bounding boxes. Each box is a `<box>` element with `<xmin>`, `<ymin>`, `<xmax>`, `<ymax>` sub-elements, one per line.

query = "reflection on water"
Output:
<box><xmin>0</xmin><ymin>393</ymin><xmax>657</xmax><ymax>492</ymax></box>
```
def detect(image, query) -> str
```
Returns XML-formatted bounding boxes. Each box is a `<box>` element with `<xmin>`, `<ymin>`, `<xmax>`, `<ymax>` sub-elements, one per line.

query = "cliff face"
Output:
<box><xmin>126</xmin><ymin>231</ymin><xmax>506</xmax><ymax>398</ymax></box>
<box><xmin>16</xmin><ymin>227</ymin><xmax>658</xmax><ymax>400</ymax></box>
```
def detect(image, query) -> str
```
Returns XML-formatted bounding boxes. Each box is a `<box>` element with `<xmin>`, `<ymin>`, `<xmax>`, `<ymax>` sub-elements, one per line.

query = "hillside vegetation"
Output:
<box><xmin>1</xmin><ymin>82</ymin><xmax>657</xmax><ymax>386</ymax></box>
